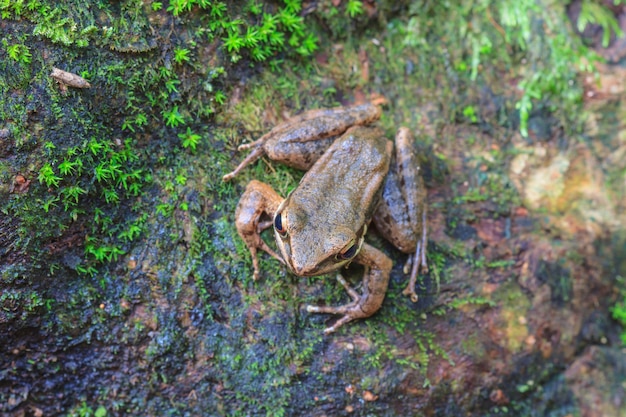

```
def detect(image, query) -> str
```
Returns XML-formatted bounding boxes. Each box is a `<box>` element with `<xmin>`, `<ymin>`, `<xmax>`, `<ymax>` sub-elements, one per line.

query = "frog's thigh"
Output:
<box><xmin>373</xmin><ymin>166</ymin><xmax>416</xmax><ymax>252</ymax></box>
<box><xmin>372</xmin><ymin>129</ymin><xmax>426</xmax><ymax>253</ymax></box>
<box><xmin>235</xmin><ymin>180</ymin><xmax>285</xmax><ymax>279</ymax></box>
<box><xmin>264</xmin><ymin>136</ymin><xmax>336</xmax><ymax>170</ymax></box>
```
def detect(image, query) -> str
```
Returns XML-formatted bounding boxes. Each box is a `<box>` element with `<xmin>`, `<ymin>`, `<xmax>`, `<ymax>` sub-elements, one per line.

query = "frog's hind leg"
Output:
<box><xmin>222</xmin><ymin>145</ymin><xmax>266</xmax><ymax>181</ymax></box>
<box><xmin>223</xmin><ymin>103</ymin><xmax>382</xmax><ymax>181</ymax></box>
<box><xmin>372</xmin><ymin>127</ymin><xmax>428</xmax><ymax>302</ymax></box>
<box><xmin>403</xmin><ymin>208</ymin><xmax>428</xmax><ymax>302</ymax></box>
<box><xmin>224</xmin><ymin>124</ymin><xmax>286</xmax><ymax>181</ymax></box>
<box><xmin>235</xmin><ymin>180</ymin><xmax>285</xmax><ymax>280</ymax></box>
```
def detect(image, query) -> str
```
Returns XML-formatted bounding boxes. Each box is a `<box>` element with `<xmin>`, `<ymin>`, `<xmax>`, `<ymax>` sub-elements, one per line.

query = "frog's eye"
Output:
<box><xmin>337</xmin><ymin>242</ymin><xmax>358</xmax><ymax>260</ymax></box>
<box><xmin>274</xmin><ymin>212</ymin><xmax>287</xmax><ymax>236</ymax></box>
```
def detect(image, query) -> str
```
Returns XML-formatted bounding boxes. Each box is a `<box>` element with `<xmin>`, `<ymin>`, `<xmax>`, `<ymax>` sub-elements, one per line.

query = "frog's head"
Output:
<box><xmin>272</xmin><ymin>200</ymin><xmax>366</xmax><ymax>277</ymax></box>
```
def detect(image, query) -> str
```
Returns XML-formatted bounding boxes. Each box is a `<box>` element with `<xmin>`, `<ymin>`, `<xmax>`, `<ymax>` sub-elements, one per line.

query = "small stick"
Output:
<box><xmin>50</xmin><ymin>67</ymin><xmax>91</xmax><ymax>88</ymax></box>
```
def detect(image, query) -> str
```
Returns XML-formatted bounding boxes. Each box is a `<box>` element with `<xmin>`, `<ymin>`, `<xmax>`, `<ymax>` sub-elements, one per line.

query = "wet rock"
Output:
<box><xmin>447</xmin><ymin>222</ymin><xmax>477</xmax><ymax>241</ymax></box>
<box><xmin>509</xmin><ymin>142</ymin><xmax>620</xmax><ymax>235</ymax></box>
<box><xmin>568</xmin><ymin>0</ymin><xmax>626</xmax><ymax>63</ymax></box>
<box><xmin>564</xmin><ymin>346</ymin><xmax>626</xmax><ymax>417</ymax></box>
<box><xmin>526</xmin><ymin>112</ymin><xmax>554</xmax><ymax>142</ymax></box>
<box><xmin>535</xmin><ymin>260</ymin><xmax>573</xmax><ymax>307</ymax></box>
<box><xmin>0</xmin><ymin>127</ymin><xmax>12</xmax><ymax>157</ymax></box>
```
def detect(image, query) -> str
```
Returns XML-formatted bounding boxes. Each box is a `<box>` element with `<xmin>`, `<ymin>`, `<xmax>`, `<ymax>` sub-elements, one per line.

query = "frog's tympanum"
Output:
<box><xmin>223</xmin><ymin>103</ymin><xmax>428</xmax><ymax>334</ymax></box>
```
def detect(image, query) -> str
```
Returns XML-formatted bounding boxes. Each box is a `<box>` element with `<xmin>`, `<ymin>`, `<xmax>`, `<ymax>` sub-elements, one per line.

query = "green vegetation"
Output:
<box><xmin>612</xmin><ymin>303</ymin><xmax>626</xmax><ymax>344</ymax></box>
<box><xmin>34</xmin><ymin>136</ymin><xmax>147</xmax><ymax>274</ymax></box>
<box><xmin>577</xmin><ymin>0</ymin><xmax>623</xmax><ymax>47</ymax></box>
<box><xmin>173</xmin><ymin>47</ymin><xmax>191</xmax><ymax>65</ymax></box>
<box><xmin>0</xmin><ymin>288</ymin><xmax>46</xmax><ymax>323</ymax></box>
<box><xmin>0</xmin><ymin>0</ymin><xmax>324</xmax><ymax>279</ymax></box>
<box><xmin>67</xmin><ymin>402</ymin><xmax>107</xmax><ymax>417</ymax></box>
<box><xmin>162</xmin><ymin>0</ymin><xmax>318</xmax><ymax>62</ymax></box>
<box><xmin>3</xmin><ymin>41</ymin><xmax>32</xmax><ymax>64</ymax></box>
<box><xmin>395</xmin><ymin>0</ymin><xmax>606</xmax><ymax>137</ymax></box>
<box><xmin>364</xmin><ymin>306</ymin><xmax>452</xmax><ymax>376</ymax></box>
<box><xmin>612</xmin><ymin>276</ymin><xmax>626</xmax><ymax>344</ymax></box>
<box><xmin>178</xmin><ymin>127</ymin><xmax>202</xmax><ymax>151</ymax></box>
<box><xmin>345</xmin><ymin>0</ymin><xmax>364</xmax><ymax>18</ymax></box>
<box><xmin>163</xmin><ymin>106</ymin><xmax>186</xmax><ymax>127</ymax></box>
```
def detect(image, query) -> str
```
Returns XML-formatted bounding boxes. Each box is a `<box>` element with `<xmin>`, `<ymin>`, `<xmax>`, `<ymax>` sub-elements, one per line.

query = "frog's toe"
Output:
<box><xmin>322</xmin><ymin>314</ymin><xmax>356</xmax><ymax>334</ymax></box>
<box><xmin>403</xmin><ymin>255</ymin><xmax>413</xmax><ymax>275</ymax></box>
<box><xmin>306</xmin><ymin>304</ymin><xmax>352</xmax><ymax>314</ymax></box>
<box><xmin>307</xmin><ymin>303</ymin><xmax>370</xmax><ymax>335</ymax></box>
<box><xmin>335</xmin><ymin>274</ymin><xmax>360</xmax><ymax>303</ymax></box>
<box><xmin>402</xmin><ymin>286</ymin><xmax>419</xmax><ymax>303</ymax></box>
<box><xmin>305</xmin><ymin>305</ymin><xmax>358</xmax><ymax>334</ymax></box>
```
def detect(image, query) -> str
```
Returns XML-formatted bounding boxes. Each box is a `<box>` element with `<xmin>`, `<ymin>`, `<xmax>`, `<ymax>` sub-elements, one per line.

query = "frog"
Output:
<box><xmin>222</xmin><ymin>103</ymin><xmax>428</xmax><ymax>334</ymax></box>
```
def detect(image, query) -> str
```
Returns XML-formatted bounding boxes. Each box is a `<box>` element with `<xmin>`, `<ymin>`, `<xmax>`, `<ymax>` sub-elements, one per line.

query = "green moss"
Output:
<box><xmin>493</xmin><ymin>282</ymin><xmax>531</xmax><ymax>352</ymax></box>
<box><xmin>0</xmin><ymin>0</ymin><xmax>327</xmax><ymax>279</ymax></box>
<box><xmin>611</xmin><ymin>273</ymin><xmax>626</xmax><ymax>344</ymax></box>
<box><xmin>66</xmin><ymin>402</ymin><xmax>107</xmax><ymax>417</ymax></box>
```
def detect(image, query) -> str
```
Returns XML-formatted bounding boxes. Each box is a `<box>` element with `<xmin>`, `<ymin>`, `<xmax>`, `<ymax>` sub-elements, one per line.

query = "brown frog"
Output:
<box><xmin>223</xmin><ymin>103</ymin><xmax>427</xmax><ymax>334</ymax></box>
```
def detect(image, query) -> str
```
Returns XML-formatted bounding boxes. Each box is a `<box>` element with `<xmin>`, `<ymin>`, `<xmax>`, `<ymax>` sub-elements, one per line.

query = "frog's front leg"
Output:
<box><xmin>306</xmin><ymin>243</ymin><xmax>392</xmax><ymax>334</ymax></box>
<box><xmin>372</xmin><ymin>127</ymin><xmax>428</xmax><ymax>303</ymax></box>
<box><xmin>235</xmin><ymin>180</ymin><xmax>285</xmax><ymax>280</ymax></box>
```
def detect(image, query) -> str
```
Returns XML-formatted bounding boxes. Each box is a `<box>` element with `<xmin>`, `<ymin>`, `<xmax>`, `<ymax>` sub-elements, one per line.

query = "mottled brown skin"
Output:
<box><xmin>373</xmin><ymin>128</ymin><xmax>428</xmax><ymax>301</ymax></box>
<box><xmin>224</xmin><ymin>103</ymin><xmax>427</xmax><ymax>334</ymax></box>
<box><xmin>222</xmin><ymin>104</ymin><xmax>382</xmax><ymax>180</ymax></box>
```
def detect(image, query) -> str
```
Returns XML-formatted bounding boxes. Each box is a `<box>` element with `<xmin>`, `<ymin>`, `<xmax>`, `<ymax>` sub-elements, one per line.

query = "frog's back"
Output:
<box><xmin>289</xmin><ymin>126</ymin><xmax>391</xmax><ymax>230</ymax></box>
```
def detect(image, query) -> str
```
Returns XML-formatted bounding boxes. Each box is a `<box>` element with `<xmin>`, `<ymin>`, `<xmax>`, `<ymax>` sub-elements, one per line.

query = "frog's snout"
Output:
<box><xmin>289</xmin><ymin>259</ymin><xmax>319</xmax><ymax>277</ymax></box>
<box><xmin>291</xmin><ymin>262</ymin><xmax>308</xmax><ymax>276</ymax></box>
